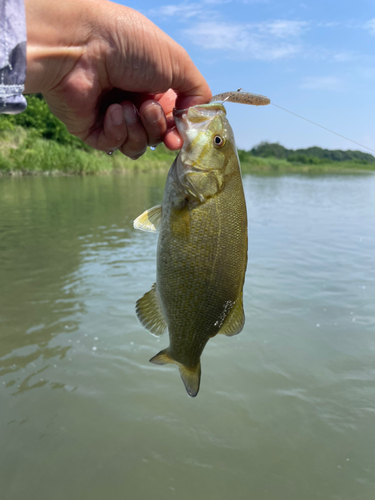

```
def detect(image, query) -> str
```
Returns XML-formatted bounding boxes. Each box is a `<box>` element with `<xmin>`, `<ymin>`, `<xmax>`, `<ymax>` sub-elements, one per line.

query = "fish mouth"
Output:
<box><xmin>173</xmin><ymin>103</ymin><xmax>226</xmax><ymax>143</ymax></box>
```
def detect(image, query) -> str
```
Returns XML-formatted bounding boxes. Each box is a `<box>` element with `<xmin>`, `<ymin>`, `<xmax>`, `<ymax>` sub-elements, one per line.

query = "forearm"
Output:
<box><xmin>24</xmin><ymin>0</ymin><xmax>110</xmax><ymax>93</ymax></box>
<box><xmin>21</xmin><ymin>0</ymin><xmax>211</xmax><ymax>156</ymax></box>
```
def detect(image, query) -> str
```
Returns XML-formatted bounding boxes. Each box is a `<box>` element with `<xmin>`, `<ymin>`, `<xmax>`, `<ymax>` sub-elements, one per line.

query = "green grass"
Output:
<box><xmin>1</xmin><ymin>94</ymin><xmax>374</xmax><ymax>176</ymax></box>
<box><xmin>240</xmin><ymin>155</ymin><xmax>375</xmax><ymax>175</ymax></box>
<box><xmin>1</xmin><ymin>126</ymin><xmax>374</xmax><ymax>176</ymax></box>
<box><xmin>0</xmin><ymin>127</ymin><xmax>176</xmax><ymax>176</ymax></box>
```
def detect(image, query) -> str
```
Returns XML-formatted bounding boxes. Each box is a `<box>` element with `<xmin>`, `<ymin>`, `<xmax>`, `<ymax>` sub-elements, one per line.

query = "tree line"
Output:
<box><xmin>243</xmin><ymin>141</ymin><xmax>374</xmax><ymax>164</ymax></box>
<box><xmin>1</xmin><ymin>95</ymin><xmax>373</xmax><ymax>164</ymax></box>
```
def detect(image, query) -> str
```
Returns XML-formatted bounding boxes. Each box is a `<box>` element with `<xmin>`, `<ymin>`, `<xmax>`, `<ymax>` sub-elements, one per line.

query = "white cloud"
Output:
<box><xmin>364</xmin><ymin>18</ymin><xmax>375</xmax><ymax>35</ymax></box>
<box><xmin>202</xmin><ymin>0</ymin><xmax>233</xmax><ymax>4</ymax></box>
<box><xmin>149</xmin><ymin>3</ymin><xmax>204</xmax><ymax>19</ymax></box>
<box><xmin>333</xmin><ymin>52</ymin><xmax>355</xmax><ymax>62</ymax></box>
<box><xmin>256</xmin><ymin>20</ymin><xmax>308</xmax><ymax>38</ymax></box>
<box><xmin>149</xmin><ymin>0</ymin><xmax>272</xmax><ymax>19</ymax></box>
<box><xmin>149</xmin><ymin>4</ymin><xmax>366</xmax><ymax>64</ymax></box>
<box><xmin>316</xmin><ymin>21</ymin><xmax>340</xmax><ymax>28</ymax></box>
<box><xmin>183</xmin><ymin>21</ymin><xmax>302</xmax><ymax>60</ymax></box>
<box><xmin>300</xmin><ymin>76</ymin><xmax>343</xmax><ymax>90</ymax></box>
<box><xmin>152</xmin><ymin>4</ymin><xmax>308</xmax><ymax>61</ymax></box>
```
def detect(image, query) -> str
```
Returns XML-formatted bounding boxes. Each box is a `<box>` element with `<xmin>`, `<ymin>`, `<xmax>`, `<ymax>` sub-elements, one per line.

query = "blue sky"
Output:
<box><xmin>117</xmin><ymin>0</ymin><xmax>375</xmax><ymax>152</ymax></box>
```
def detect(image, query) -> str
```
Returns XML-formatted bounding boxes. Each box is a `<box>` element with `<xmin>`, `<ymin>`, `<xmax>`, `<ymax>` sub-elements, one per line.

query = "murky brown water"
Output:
<box><xmin>1</xmin><ymin>173</ymin><xmax>375</xmax><ymax>500</ymax></box>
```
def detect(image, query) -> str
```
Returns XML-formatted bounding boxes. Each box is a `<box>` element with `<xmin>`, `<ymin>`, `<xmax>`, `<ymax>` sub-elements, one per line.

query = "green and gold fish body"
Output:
<box><xmin>134</xmin><ymin>103</ymin><xmax>247</xmax><ymax>397</ymax></box>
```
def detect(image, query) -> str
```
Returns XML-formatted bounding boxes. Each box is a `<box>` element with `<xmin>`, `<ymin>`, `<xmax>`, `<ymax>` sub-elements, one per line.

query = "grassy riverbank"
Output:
<box><xmin>1</xmin><ymin>127</ymin><xmax>374</xmax><ymax>176</ymax></box>
<box><xmin>0</xmin><ymin>127</ymin><xmax>176</xmax><ymax>176</ymax></box>
<box><xmin>1</xmin><ymin>95</ymin><xmax>374</xmax><ymax>176</ymax></box>
<box><xmin>240</xmin><ymin>155</ymin><xmax>375</xmax><ymax>175</ymax></box>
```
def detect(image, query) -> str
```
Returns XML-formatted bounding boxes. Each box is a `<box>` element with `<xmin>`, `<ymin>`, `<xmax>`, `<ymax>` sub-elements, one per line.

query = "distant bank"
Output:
<box><xmin>1</xmin><ymin>95</ymin><xmax>374</xmax><ymax>176</ymax></box>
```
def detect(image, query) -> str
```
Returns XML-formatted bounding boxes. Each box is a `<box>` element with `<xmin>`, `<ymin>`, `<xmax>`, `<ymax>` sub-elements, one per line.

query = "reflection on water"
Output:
<box><xmin>0</xmin><ymin>175</ymin><xmax>163</xmax><ymax>392</ymax></box>
<box><xmin>0</xmin><ymin>173</ymin><xmax>375</xmax><ymax>500</ymax></box>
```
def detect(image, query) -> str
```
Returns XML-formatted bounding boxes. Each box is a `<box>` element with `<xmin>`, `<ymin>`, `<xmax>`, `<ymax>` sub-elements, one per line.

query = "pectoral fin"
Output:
<box><xmin>217</xmin><ymin>294</ymin><xmax>245</xmax><ymax>337</ymax></box>
<box><xmin>133</xmin><ymin>205</ymin><xmax>162</xmax><ymax>232</ymax></box>
<box><xmin>135</xmin><ymin>284</ymin><xmax>167</xmax><ymax>337</ymax></box>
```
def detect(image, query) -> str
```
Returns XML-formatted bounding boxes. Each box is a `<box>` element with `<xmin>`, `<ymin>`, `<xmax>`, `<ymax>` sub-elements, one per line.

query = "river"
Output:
<box><xmin>0</xmin><ymin>172</ymin><xmax>374</xmax><ymax>500</ymax></box>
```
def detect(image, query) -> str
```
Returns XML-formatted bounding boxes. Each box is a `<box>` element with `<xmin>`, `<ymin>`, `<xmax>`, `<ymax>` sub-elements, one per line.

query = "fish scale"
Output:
<box><xmin>134</xmin><ymin>102</ymin><xmax>248</xmax><ymax>397</ymax></box>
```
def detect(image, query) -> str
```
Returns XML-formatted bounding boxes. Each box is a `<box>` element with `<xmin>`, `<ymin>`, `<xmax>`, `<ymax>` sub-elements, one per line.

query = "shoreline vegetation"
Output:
<box><xmin>1</xmin><ymin>95</ymin><xmax>374</xmax><ymax>176</ymax></box>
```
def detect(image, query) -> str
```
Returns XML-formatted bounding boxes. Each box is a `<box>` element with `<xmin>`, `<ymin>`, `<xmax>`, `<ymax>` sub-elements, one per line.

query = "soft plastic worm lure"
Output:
<box><xmin>208</xmin><ymin>89</ymin><xmax>375</xmax><ymax>154</ymax></box>
<box><xmin>210</xmin><ymin>89</ymin><xmax>270</xmax><ymax>106</ymax></box>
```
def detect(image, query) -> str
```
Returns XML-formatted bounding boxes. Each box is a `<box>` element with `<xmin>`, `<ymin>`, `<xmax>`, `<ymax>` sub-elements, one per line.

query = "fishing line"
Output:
<box><xmin>271</xmin><ymin>102</ymin><xmax>375</xmax><ymax>155</ymax></box>
<box><xmin>211</xmin><ymin>90</ymin><xmax>375</xmax><ymax>155</ymax></box>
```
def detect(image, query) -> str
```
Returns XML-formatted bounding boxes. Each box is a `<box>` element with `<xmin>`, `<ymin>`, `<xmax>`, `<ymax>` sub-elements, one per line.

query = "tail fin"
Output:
<box><xmin>149</xmin><ymin>349</ymin><xmax>201</xmax><ymax>398</ymax></box>
<box><xmin>179</xmin><ymin>363</ymin><xmax>201</xmax><ymax>398</ymax></box>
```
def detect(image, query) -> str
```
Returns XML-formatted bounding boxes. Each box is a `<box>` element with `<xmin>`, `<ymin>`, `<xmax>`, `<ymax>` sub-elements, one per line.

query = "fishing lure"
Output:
<box><xmin>209</xmin><ymin>89</ymin><xmax>375</xmax><ymax>154</ymax></box>
<box><xmin>210</xmin><ymin>89</ymin><xmax>271</xmax><ymax>106</ymax></box>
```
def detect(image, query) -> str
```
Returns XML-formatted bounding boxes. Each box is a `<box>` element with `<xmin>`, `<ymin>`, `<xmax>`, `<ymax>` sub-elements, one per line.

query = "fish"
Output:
<box><xmin>133</xmin><ymin>102</ymin><xmax>248</xmax><ymax>397</ymax></box>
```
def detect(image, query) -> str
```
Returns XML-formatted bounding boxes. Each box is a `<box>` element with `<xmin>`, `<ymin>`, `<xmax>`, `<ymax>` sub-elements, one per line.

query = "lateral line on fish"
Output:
<box><xmin>271</xmin><ymin>103</ymin><xmax>375</xmax><ymax>155</ymax></box>
<box><xmin>137</xmin><ymin>100</ymin><xmax>248</xmax><ymax>396</ymax></box>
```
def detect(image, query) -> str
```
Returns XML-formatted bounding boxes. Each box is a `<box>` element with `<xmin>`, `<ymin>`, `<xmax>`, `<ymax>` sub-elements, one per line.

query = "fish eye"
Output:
<box><xmin>213</xmin><ymin>135</ymin><xmax>225</xmax><ymax>147</ymax></box>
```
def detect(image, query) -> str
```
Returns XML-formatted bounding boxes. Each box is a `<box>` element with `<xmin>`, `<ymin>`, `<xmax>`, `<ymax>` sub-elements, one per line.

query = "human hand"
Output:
<box><xmin>24</xmin><ymin>0</ymin><xmax>211</xmax><ymax>158</ymax></box>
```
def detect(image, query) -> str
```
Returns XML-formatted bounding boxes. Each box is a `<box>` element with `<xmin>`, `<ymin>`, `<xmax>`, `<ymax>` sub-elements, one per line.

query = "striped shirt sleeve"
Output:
<box><xmin>0</xmin><ymin>0</ymin><xmax>27</xmax><ymax>114</ymax></box>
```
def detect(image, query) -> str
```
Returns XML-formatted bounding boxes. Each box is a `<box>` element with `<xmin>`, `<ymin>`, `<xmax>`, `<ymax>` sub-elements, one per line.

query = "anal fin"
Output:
<box><xmin>217</xmin><ymin>293</ymin><xmax>245</xmax><ymax>337</ymax></box>
<box><xmin>133</xmin><ymin>204</ymin><xmax>162</xmax><ymax>232</ymax></box>
<box><xmin>136</xmin><ymin>283</ymin><xmax>167</xmax><ymax>337</ymax></box>
<box><xmin>149</xmin><ymin>348</ymin><xmax>174</xmax><ymax>365</ymax></box>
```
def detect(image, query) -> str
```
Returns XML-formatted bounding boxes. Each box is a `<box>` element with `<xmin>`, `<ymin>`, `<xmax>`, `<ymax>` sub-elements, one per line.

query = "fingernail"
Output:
<box><xmin>111</xmin><ymin>106</ymin><xmax>123</xmax><ymax>126</ymax></box>
<box><xmin>144</xmin><ymin>103</ymin><xmax>162</xmax><ymax>124</ymax></box>
<box><xmin>123</xmin><ymin>104</ymin><xmax>137</xmax><ymax>124</ymax></box>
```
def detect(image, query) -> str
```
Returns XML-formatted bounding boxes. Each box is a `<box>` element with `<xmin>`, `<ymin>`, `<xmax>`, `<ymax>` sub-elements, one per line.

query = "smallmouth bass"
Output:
<box><xmin>134</xmin><ymin>103</ymin><xmax>247</xmax><ymax>397</ymax></box>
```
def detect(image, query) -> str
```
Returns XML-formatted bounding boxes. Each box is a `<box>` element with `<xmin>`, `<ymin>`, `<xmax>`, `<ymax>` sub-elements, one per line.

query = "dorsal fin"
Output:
<box><xmin>133</xmin><ymin>205</ymin><xmax>162</xmax><ymax>232</ymax></box>
<box><xmin>135</xmin><ymin>284</ymin><xmax>167</xmax><ymax>337</ymax></box>
<box><xmin>217</xmin><ymin>294</ymin><xmax>245</xmax><ymax>337</ymax></box>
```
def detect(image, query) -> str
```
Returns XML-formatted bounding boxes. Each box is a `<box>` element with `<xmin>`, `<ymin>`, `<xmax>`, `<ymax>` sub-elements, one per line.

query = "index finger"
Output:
<box><xmin>152</xmin><ymin>90</ymin><xmax>182</xmax><ymax>150</ymax></box>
